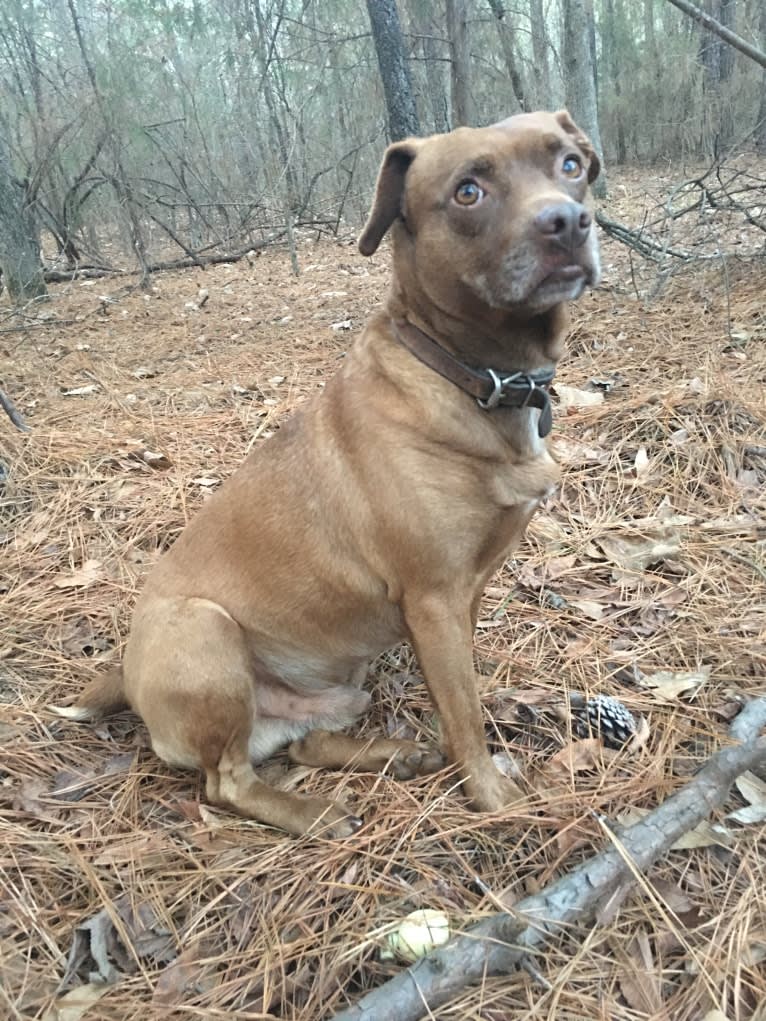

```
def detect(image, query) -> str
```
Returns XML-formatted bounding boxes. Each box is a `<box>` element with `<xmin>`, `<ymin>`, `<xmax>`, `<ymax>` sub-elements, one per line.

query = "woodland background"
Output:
<box><xmin>1</xmin><ymin>0</ymin><xmax>765</xmax><ymax>298</ymax></box>
<box><xmin>2</xmin><ymin>3</ymin><xmax>766</xmax><ymax>1020</ymax></box>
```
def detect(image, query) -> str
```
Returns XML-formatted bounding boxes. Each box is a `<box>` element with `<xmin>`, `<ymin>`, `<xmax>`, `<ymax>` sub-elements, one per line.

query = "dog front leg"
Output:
<box><xmin>404</xmin><ymin>593</ymin><xmax>525</xmax><ymax>812</ymax></box>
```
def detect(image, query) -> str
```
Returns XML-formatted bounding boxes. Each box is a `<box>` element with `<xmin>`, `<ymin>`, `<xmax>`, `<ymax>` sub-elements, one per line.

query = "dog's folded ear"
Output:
<box><xmin>554</xmin><ymin>110</ymin><xmax>601</xmax><ymax>184</ymax></box>
<box><xmin>358</xmin><ymin>139</ymin><xmax>423</xmax><ymax>256</ymax></box>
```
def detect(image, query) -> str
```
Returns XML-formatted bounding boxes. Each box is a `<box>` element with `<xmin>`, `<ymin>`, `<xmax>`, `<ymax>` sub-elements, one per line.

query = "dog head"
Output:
<box><xmin>359</xmin><ymin>111</ymin><xmax>601</xmax><ymax>320</ymax></box>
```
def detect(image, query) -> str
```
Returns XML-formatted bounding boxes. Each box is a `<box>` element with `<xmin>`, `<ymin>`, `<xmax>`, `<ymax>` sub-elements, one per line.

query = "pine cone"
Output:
<box><xmin>572</xmin><ymin>694</ymin><xmax>637</xmax><ymax>748</ymax></box>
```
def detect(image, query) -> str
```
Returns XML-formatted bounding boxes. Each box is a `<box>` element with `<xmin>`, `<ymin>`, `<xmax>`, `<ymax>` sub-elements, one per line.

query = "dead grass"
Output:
<box><xmin>1</xmin><ymin>197</ymin><xmax>765</xmax><ymax>1020</ymax></box>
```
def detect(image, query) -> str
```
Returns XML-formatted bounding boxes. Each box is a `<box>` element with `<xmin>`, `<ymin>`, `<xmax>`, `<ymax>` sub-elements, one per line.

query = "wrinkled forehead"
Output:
<box><xmin>410</xmin><ymin>114</ymin><xmax>575</xmax><ymax>184</ymax></box>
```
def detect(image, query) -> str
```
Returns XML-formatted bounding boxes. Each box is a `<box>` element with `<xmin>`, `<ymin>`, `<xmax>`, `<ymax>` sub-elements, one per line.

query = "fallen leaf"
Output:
<box><xmin>136</xmin><ymin>449</ymin><xmax>172</xmax><ymax>470</ymax></box>
<box><xmin>567</xmin><ymin>598</ymin><xmax>604</xmax><ymax>620</ymax></box>
<box><xmin>192</xmin><ymin>477</ymin><xmax>221</xmax><ymax>487</ymax></box>
<box><xmin>61</xmin><ymin>384</ymin><xmax>98</xmax><ymax>397</ymax></box>
<box><xmin>64</xmin><ymin>894</ymin><xmax>176</xmax><ymax>986</ymax></box>
<box><xmin>547</xmin><ymin>737</ymin><xmax>614</xmax><ymax>776</ymax></box>
<box><xmin>633</xmin><ymin>446</ymin><xmax>650</xmax><ymax>477</ymax></box>
<box><xmin>554</xmin><ymin>384</ymin><xmax>604</xmax><ymax>408</ymax></box>
<box><xmin>701</xmin><ymin>1012</ymin><xmax>730</xmax><ymax>1021</ymax></box>
<box><xmin>618</xmin><ymin>932</ymin><xmax>665</xmax><ymax>1016</ymax></box>
<box><xmin>43</xmin><ymin>983</ymin><xmax>109</xmax><ymax>1021</ymax></box>
<box><xmin>651</xmin><ymin>879</ymin><xmax>693</xmax><ymax>914</ymax></box>
<box><xmin>595</xmin><ymin>527</ymin><xmax>681</xmax><ymax>575</ymax></box>
<box><xmin>639</xmin><ymin>665</ymin><xmax>711</xmax><ymax>701</ymax></box>
<box><xmin>152</xmin><ymin>942</ymin><xmax>203</xmax><ymax>1005</ymax></box>
<box><xmin>53</xmin><ymin>560</ymin><xmax>103</xmax><ymax>590</ymax></box>
<box><xmin>727</xmin><ymin>771</ymin><xmax>766</xmax><ymax>825</ymax></box>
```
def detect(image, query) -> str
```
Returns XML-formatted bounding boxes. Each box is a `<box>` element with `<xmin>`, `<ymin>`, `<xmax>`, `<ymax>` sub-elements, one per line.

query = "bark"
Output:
<box><xmin>665</xmin><ymin>0</ymin><xmax>766</xmax><ymax>68</ymax></box>
<box><xmin>487</xmin><ymin>0</ymin><xmax>525</xmax><ymax>112</ymax></box>
<box><xmin>0</xmin><ymin>387</ymin><xmax>31</xmax><ymax>432</ymax></box>
<box><xmin>718</xmin><ymin>0</ymin><xmax>735</xmax><ymax>81</ymax></box>
<box><xmin>407</xmin><ymin>0</ymin><xmax>449</xmax><ymax>133</ymax></box>
<box><xmin>365</xmin><ymin>0</ymin><xmax>420</xmax><ymax>140</ymax></box>
<box><xmin>563</xmin><ymin>0</ymin><xmax>607</xmax><ymax>196</ymax></box>
<box><xmin>445</xmin><ymin>0</ymin><xmax>474</xmax><ymax>126</ymax></box>
<box><xmin>529</xmin><ymin>0</ymin><xmax>551</xmax><ymax>109</ymax></box>
<box><xmin>0</xmin><ymin>131</ymin><xmax>46</xmax><ymax>303</ymax></box>
<box><xmin>605</xmin><ymin>0</ymin><xmax>627</xmax><ymax>162</ymax></box>
<box><xmin>758</xmin><ymin>3</ymin><xmax>766</xmax><ymax>153</ymax></box>
<box><xmin>330</xmin><ymin>697</ymin><xmax>766</xmax><ymax>1021</ymax></box>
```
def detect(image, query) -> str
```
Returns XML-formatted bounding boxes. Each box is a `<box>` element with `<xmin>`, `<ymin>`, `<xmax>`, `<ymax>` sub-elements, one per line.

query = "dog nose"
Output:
<box><xmin>534</xmin><ymin>203</ymin><xmax>591</xmax><ymax>249</ymax></box>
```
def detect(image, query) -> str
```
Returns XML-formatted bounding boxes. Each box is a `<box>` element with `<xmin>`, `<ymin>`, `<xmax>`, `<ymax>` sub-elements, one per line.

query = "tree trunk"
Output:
<box><xmin>0</xmin><ymin>130</ymin><xmax>46</xmax><ymax>303</ymax></box>
<box><xmin>604</xmin><ymin>0</ymin><xmax>627</xmax><ymax>162</ymax></box>
<box><xmin>563</xmin><ymin>0</ymin><xmax>607</xmax><ymax>196</ymax></box>
<box><xmin>530</xmin><ymin>0</ymin><xmax>551</xmax><ymax>108</ymax></box>
<box><xmin>365</xmin><ymin>0</ymin><xmax>420</xmax><ymax>140</ymax></box>
<box><xmin>487</xmin><ymin>0</ymin><xmax>525</xmax><ymax>113</ymax></box>
<box><xmin>407</xmin><ymin>0</ymin><xmax>449</xmax><ymax>133</ymax></box>
<box><xmin>758</xmin><ymin>2</ymin><xmax>766</xmax><ymax>153</ymax></box>
<box><xmin>446</xmin><ymin>0</ymin><xmax>474</xmax><ymax>126</ymax></box>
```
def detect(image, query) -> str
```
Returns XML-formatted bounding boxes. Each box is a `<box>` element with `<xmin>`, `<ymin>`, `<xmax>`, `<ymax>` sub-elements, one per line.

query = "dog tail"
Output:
<box><xmin>49</xmin><ymin>667</ymin><xmax>128</xmax><ymax>721</ymax></box>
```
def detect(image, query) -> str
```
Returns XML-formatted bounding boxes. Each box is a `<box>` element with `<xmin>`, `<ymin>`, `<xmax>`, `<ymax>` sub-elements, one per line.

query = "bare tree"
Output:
<box><xmin>487</xmin><ymin>0</ymin><xmax>526</xmax><ymax>113</ymax></box>
<box><xmin>407</xmin><ymin>0</ymin><xmax>450</xmax><ymax>134</ymax></box>
<box><xmin>365</xmin><ymin>0</ymin><xmax>420</xmax><ymax>140</ymax></box>
<box><xmin>0</xmin><ymin>129</ymin><xmax>46</xmax><ymax>303</ymax></box>
<box><xmin>530</xmin><ymin>0</ymin><xmax>552</xmax><ymax>109</ymax></box>
<box><xmin>759</xmin><ymin>2</ymin><xmax>766</xmax><ymax>153</ymax></box>
<box><xmin>563</xmin><ymin>0</ymin><xmax>607</xmax><ymax>196</ymax></box>
<box><xmin>446</xmin><ymin>0</ymin><xmax>474</xmax><ymax>126</ymax></box>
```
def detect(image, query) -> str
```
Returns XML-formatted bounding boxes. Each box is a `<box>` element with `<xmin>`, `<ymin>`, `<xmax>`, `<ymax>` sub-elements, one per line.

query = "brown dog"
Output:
<box><xmin>55</xmin><ymin>111</ymin><xmax>600</xmax><ymax>837</ymax></box>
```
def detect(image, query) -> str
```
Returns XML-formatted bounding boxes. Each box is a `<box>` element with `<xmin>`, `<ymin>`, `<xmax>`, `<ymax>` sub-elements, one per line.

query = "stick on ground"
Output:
<box><xmin>331</xmin><ymin>696</ymin><xmax>766</xmax><ymax>1021</ymax></box>
<box><xmin>0</xmin><ymin>387</ymin><xmax>30</xmax><ymax>432</ymax></box>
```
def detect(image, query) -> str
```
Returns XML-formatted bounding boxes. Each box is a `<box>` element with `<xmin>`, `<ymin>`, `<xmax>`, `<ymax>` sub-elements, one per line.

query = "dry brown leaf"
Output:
<box><xmin>618</xmin><ymin>931</ymin><xmax>666</xmax><ymax>1016</ymax></box>
<box><xmin>547</xmin><ymin>737</ymin><xmax>614</xmax><ymax>776</ymax></box>
<box><xmin>43</xmin><ymin>983</ymin><xmax>109</xmax><ymax>1021</ymax></box>
<box><xmin>727</xmin><ymin>771</ymin><xmax>766</xmax><ymax>825</ymax></box>
<box><xmin>137</xmin><ymin>449</ymin><xmax>172</xmax><ymax>469</ymax></box>
<box><xmin>61</xmin><ymin>384</ymin><xmax>98</xmax><ymax>397</ymax></box>
<box><xmin>567</xmin><ymin>598</ymin><xmax>604</xmax><ymax>620</ymax></box>
<box><xmin>152</xmin><ymin>942</ymin><xmax>204</xmax><ymax>1005</ymax></box>
<box><xmin>596</xmin><ymin>528</ymin><xmax>681</xmax><ymax>574</ymax></box>
<box><xmin>633</xmin><ymin>445</ymin><xmax>650</xmax><ymax>476</ymax></box>
<box><xmin>555</xmin><ymin>384</ymin><xmax>604</xmax><ymax>408</ymax></box>
<box><xmin>92</xmin><ymin>833</ymin><xmax>169</xmax><ymax>867</ymax></box>
<box><xmin>639</xmin><ymin>665</ymin><xmax>711</xmax><ymax>701</ymax></box>
<box><xmin>53</xmin><ymin>559</ymin><xmax>103</xmax><ymax>590</ymax></box>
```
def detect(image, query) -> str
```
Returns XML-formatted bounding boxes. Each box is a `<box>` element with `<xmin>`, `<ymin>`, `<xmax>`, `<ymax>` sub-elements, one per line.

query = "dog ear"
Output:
<box><xmin>358</xmin><ymin>139</ymin><xmax>422</xmax><ymax>256</ymax></box>
<box><xmin>554</xmin><ymin>110</ymin><xmax>601</xmax><ymax>184</ymax></box>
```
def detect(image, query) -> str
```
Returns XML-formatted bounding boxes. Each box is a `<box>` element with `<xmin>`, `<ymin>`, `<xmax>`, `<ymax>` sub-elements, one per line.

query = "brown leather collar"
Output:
<box><xmin>393</xmin><ymin>320</ymin><xmax>555</xmax><ymax>437</ymax></box>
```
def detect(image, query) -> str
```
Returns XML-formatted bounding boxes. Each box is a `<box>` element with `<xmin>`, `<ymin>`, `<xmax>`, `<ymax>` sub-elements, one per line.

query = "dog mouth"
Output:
<box><xmin>542</xmin><ymin>264</ymin><xmax>586</xmax><ymax>284</ymax></box>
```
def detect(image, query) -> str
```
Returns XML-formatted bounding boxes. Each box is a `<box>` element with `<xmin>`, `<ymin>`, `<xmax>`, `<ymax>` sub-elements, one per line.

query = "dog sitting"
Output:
<box><xmin>54</xmin><ymin>111</ymin><xmax>600</xmax><ymax>837</ymax></box>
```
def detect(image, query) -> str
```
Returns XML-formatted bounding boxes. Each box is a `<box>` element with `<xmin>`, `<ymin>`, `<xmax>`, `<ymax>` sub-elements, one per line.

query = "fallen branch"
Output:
<box><xmin>331</xmin><ymin>696</ymin><xmax>766</xmax><ymax>1021</ymax></box>
<box><xmin>43</xmin><ymin>232</ymin><xmax>285</xmax><ymax>283</ymax></box>
<box><xmin>665</xmin><ymin>0</ymin><xmax>766</xmax><ymax>70</ymax></box>
<box><xmin>0</xmin><ymin>387</ymin><xmax>30</xmax><ymax>432</ymax></box>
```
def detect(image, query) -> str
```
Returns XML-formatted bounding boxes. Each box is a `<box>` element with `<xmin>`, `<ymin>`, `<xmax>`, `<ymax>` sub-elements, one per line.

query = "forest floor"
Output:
<box><xmin>1</xmin><ymin>164</ymin><xmax>766</xmax><ymax>1020</ymax></box>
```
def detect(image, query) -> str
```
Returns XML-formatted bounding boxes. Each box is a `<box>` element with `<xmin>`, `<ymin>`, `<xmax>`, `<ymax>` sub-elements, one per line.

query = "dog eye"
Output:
<box><xmin>562</xmin><ymin>155</ymin><xmax>583</xmax><ymax>179</ymax></box>
<box><xmin>454</xmin><ymin>181</ymin><xmax>484</xmax><ymax>206</ymax></box>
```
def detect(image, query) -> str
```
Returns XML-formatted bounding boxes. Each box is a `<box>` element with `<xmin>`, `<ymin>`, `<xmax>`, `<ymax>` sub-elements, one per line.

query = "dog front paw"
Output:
<box><xmin>390</xmin><ymin>742</ymin><xmax>446</xmax><ymax>780</ymax></box>
<box><xmin>464</xmin><ymin>766</ymin><xmax>526</xmax><ymax>813</ymax></box>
